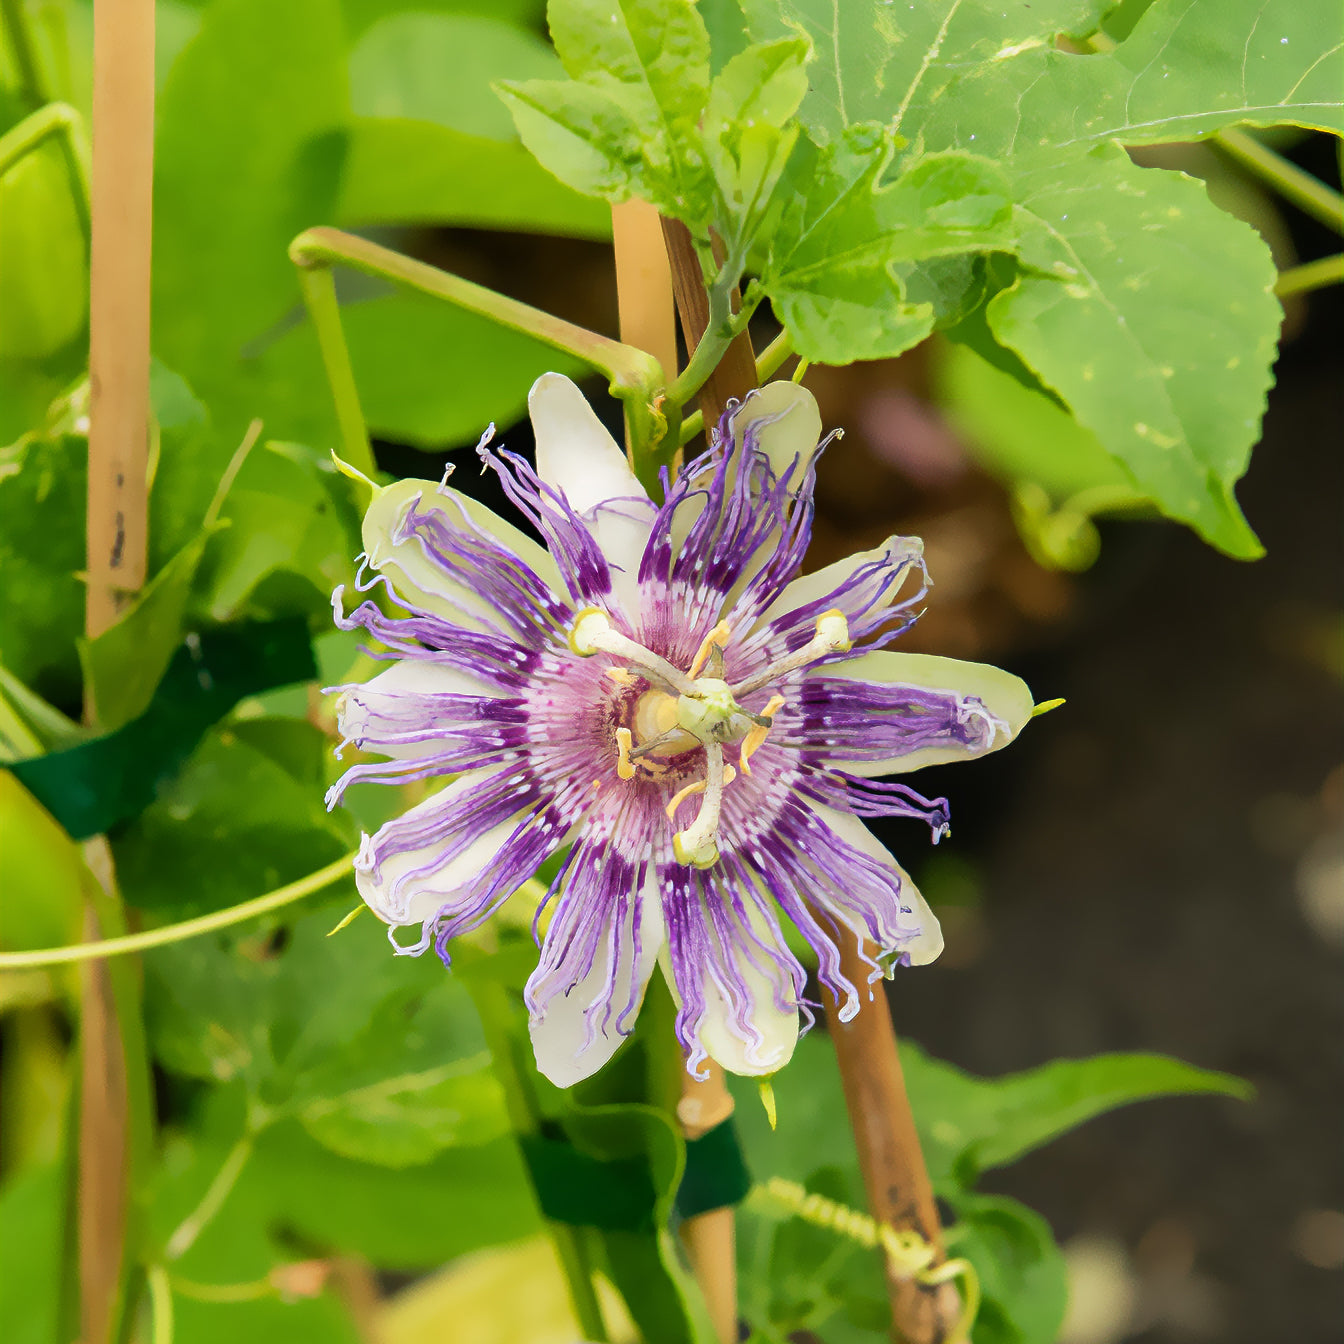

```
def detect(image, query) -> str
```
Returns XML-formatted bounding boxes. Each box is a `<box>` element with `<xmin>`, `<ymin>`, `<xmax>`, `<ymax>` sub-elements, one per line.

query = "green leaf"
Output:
<box><xmin>0</xmin><ymin>1160</ymin><xmax>67</xmax><ymax>1344</ymax></box>
<box><xmin>0</xmin><ymin>772</ymin><xmax>87</xmax><ymax>952</ymax></box>
<box><xmin>195</xmin><ymin>440</ymin><xmax>361</xmax><ymax>624</ymax></box>
<box><xmin>498</xmin><ymin>0</ymin><xmax>716</xmax><ymax>215</ymax></box>
<box><xmin>915</xmin><ymin>0</ymin><xmax>1344</xmax><ymax>157</ymax></box>
<box><xmin>952</xmin><ymin>1194</ymin><xmax>1069</xmax><ymax>1344</ymax></box>
<box><xmin>741</xmin><ymin>0</ymin><xmax>1113</xmax><ymax>145</ymax></box>
<box><xmin>0</xmin><ymin>433</ymin><xmax>85</xmax><ymax>705</ymax></box>
<box><xmin>496</xmin><ymin>76</ymin><xmax>654</xmax><ymax>201</ymax></box>
<box><xmin>144</xmin><ymin>902</ymin><xmax>511</xmax><ymax>1167</ymax></box>
<box><xmin>350</xmin><ymin>12</ymin><xmax>561</xmax><ymax>142</ymax></box>
<box><xmin>77</xmin><ymin>530</ymin><xmax>214</xmax><ymax>731</ymax></box>
<box><xmin>933</xmin><ymin>338</ymin><xmax>1133</xmax><ymax>498</ymax></box>
<box><xmin>337</xmin><ymin>117</ymin><xmax>610</xmax><ymax>234</ymax></box>
<box><xmin>111</xmin><ymin>719</ymin><xmax>350</xmax><ymax>921</ymax></box>
<box><xmin>701</xmin><ymin>38</ymin><xmax>809</xmax><ymax>250</ymax></box>
<box><xmin>765</xmin><ymin>130</ymin><xmax>1014</xmax><ymax>363</ymax></box>
<box><xmin>987</xmin><ymin>146</ymin><xmax>1278</xmax><ymax>557</ymax></box>
<box><xmin>153</xmin><ymin>0</ymin><xmax>349</xmax><ymax>392</ymax></box>
<box><xmin>902</xmin><ymin>1044</ymin><xmax>1249</xmax><ymax>1189</ymax></box>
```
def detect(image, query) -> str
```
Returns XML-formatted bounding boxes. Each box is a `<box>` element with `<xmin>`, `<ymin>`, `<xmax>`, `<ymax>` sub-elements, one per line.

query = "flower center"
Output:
<box><xmin>568</xmin><ymin>606</ymin><xmax>851</xmax><ymax>868</ymax></box>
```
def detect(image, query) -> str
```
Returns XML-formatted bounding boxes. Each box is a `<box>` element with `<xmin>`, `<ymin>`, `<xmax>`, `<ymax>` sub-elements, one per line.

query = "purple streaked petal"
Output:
<box><xmin>799</xmin><ymin>651</ymin><xmax>1032</xmax><ymax>776</ymax></box>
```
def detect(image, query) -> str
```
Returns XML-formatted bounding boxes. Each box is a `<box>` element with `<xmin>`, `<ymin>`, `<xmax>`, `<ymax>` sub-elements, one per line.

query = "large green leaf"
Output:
<box><xmin>741</xmin><ymin>0</ymin><xmax>1112</xmax><ymax>145</ymax></box>
<box><xmin>350</xmin><ymin>12</ymin><xmax>561</xmax><ymax>141</ymax></box>
<box><xmin>915</xmin><ymin>0</ymin><xmax>1344</xmax><ymax>158</ymax></box>
<box><xmin>988</xmin><ymin>146</ymin><xmax>1279</xmax><ymax>557</ymax></box>
<box><xmin>765</xmin><ymin>131</ymin><xmax>1016</xmax><ymax>363</ymax></box>
<box><xmin>144</xmin><ymin>901</ymin><xmax>511</xmax><ymax>1166</ymax></box>
<box><xmin>153</xmin><ymin>0</ymin><xmax>349</xmax><ymax>390</ymax></box>
<box><xmin>337</xmin><ymin>117</ymin><xmax>610</xmax><ymax>234</ymax></box>
<box><xmin>112</xmin><ymin>719</ymin><xmax>351</xmax><ymax>921</ymax></box>
<box><xmin>0</xmin><ymin>433</ymin><xmax>85</xmax><ymax>704</ymax></box>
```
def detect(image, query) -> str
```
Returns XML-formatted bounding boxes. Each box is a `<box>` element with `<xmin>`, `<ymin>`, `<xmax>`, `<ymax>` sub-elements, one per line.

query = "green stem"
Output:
<box><xmin>294</xmin><ymin>265</ymin><xmax>377</xmax><ymax>477</ymax></box>
<box><xmin>677</xmin><ymin>328</ymin><xmax>795</xmax><ymax>446</ymax></box>
<box><xmin>1214</xmin><ymin>128</ymin><xmax>1344</xmax><ymax>235</ymax></box>
<box><xmin>165</xmin><ymin>1134</ymin><xmax>255</xmax><ymax>1261</ymax></box>
<box><xmin>169</xmin><ymin>1275</ymin><xmax>274</xmax><ymax>1304</ymax></box>
<box><xmin>0</xmin><ymin>853</ymin><xmax>356</xmax><ymax>969</ymax></box>
<box><xmin>1275</xmin><ymin>253</ymin><xmax>1344</xmax><ymax>297</ymax></box>
<box><xmin>290</xmin><ymin>227</ymin><xmax>667</xmax><ymax>460</ymax></box>
<box><xmin>1</xmin><ymin>0</ymin><xmax>52</xmax><ymax>105</ymax></box>
<box><xmin>468</xmin><ymin>976</ymin><xmax>609</xmax><ymax>1342</ymax></box>
<box><xmin>0</xmin><ymin>101</ymin><xmax>91</xmax><ymax>237</ymax></box>
<box><xmin>145</xmin><ymin>1265</ymin><xmax>173</xmax><ymax>1344</ymax></box>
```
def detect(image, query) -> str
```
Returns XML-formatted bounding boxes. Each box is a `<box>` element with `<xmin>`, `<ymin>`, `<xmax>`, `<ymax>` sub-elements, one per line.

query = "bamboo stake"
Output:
<box><xmin>658</xmin><ymin>220</ymin><xmax>958</xmax><ymax>1343</ymax></box>
<box><xmin>659</xmin><ymin>217</ymin><xmax>757</xmax><ymax>443</ymax></box>
<box><xmin>81</xmin><ymin>5</ymin><xmax>154</xmax><ymax>1343</ymax></box>
<box><xmin>86</xmin><ymin>0</ymin><xmax>154</xmax><ymax>640</ymax></box>
<box><xmin>614</xmin><ymin>201</ymin><xmax>740</xmax><ymax>1341</ymax></box>
<box><xmin>676</xmin><ymin>1064</ymin><xmax>739</xmax><ymax>1344</ymax></box>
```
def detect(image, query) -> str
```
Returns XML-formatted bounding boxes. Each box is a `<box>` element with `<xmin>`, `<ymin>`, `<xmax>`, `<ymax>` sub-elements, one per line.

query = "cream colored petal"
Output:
<box><xmin>355</xmin><ymin>770</ymin><xmax>523</xmax><ymax>927</ymax></box>
<box><xmin>362</xmin><ymin>477</ymin><xmax>563</xmax><ymax>627</ymax></box>
<box><xmin>529</xmin><ymin>372</ymin><xmax>649</xmax><ymax>514</ymax></box>
<box><xmin>728</xmin><ymin>381</ymin><xmax>823</xmax><ymax>489</ymax></box>
<box><xmin>754</xmin><ymin>535</ymin><xmax>924</xmax><ymax>630</ymax></box>
<box><xmin>335</xmin><ymin>658</ymin><xmax>501</xmax><ymax>760</ymax></box>
<box><xmin>528</xmin><ymin>872</ymin><xmax>666</xmax><ymax>1089</ymax></box>
<box><xmin>660</xmin><ymin>892</ymin><xmax>801</xmax><ymax>1078</ymax></box>
<box><xmin>821</xmin><ymin>650</ymin><xmax>1034</xmax><ymax>775</ymax></box>
<box><xmin>807</xmin><ymin>801</ymin><xmax>944</xmax><ymax>966</ymax></box>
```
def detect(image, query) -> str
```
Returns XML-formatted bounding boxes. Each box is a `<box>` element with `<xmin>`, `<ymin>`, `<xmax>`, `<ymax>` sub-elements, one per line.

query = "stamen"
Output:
<box><xmin>687</xmin><ymin>620</ymin><xmax>732</xmax><ymax>679</ymax></box>
<box><xmin>615</xmin><ymin>727</ymin><xmax>637</xmax><ymax>780</ymax></box>
<box><xmin>664</xmin><ymin>763</ymin><xmax>738</xmax><ymax>819</ymax></box>
<box><xmin>738</xmin><ymin>694</ymin><xmax>786</xmax><ymax>776</ymax></box>
<box><xmin>673</xmin><ymin>743</ymin><xmax>727</xmax><ymax>869</ymax></box>
<box><xmin>568</xmin><ymin>607</ymin><xmax>696</xmax><ymax>695</ymax></box>
<box><xmin>731</xmin><ymin>608</ymin><xmax>852</xmax><ymax>698</ymax></box>
<box><xmin>604</xmin><ymin>666</ymin><xmax>637</xmax><ymax>686</ymax></box>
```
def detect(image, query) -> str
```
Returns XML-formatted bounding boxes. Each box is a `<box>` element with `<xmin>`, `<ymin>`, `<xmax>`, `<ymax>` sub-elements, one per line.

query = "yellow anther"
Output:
<box><xmin>664</xmin><ymin>764</ymin><xmax>737</xmax><ymax>819</ymax></box>
<box><xmin>687</xmin><ymin>619</ymin><xmax>733</xmax><ymax>679</ymax></box>
<box><xmin>568</xmin><ymin>606</ymin><xmax>610</xmax><ymax>656</ymax></box>
<box><xmin>604</xmin><ymin>666</ymin><xmax>637</xmax><ymax>686</ymax></box>
<box><xmin>738</xmin><ymin>694</ymin><xmax>785</xmax><ymax>776</ymax></box>
<box><xmin>815</xmin><ymin>607</ymin><xmax>852</xmax><ymax>652</ymax></box>
<box><xmin>615</xmin><ymin>727</ymin><xmax>637</xmax><ymax>780</ymax></box>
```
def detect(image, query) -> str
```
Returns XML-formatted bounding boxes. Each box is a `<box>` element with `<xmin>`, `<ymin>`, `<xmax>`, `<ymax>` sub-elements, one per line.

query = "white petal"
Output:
<box><xmin>362</xmin><ymin>478</ymin><xmax>563</xmax><ymax>627</ymax></box>
<box><xmin>528</xmin><ymin>372</ymin><xmax>654</xmax><ymax>614</ymax></box>
<box><xmin>729</xmin><ymin>381</ymin><xmax>823</xmax><ymax>489</ymax></box>
<box><xmin>823</xmin><ymin>650</ymin><xmax>1034</xmax><ymax>775</ymax></box>
<box><xmin>808</xmin><ymin>801</ymin><xmax>944</xmax><ymax>966</ymax></box>
<box><xmin>754</xmin><ymin>535</ymin><xmax>925</xmax><ymax>629</ymax></box>
<box><xmin>335</xmin><ymin>658</ymin><xmax>500</xmax><ymax>760</ymax></box>
<box><xmin>529</xmin><ymin>372</ymin><xmax>648</xmax><ymax>514</ymax></box>
<box><xmin>662</xmin><ymin>892</ymin><xmax>801</xmax><ymax>1077</ymax></box>
<box><xmin>355</xmin><ymin>770</ymin><xmax>522</xmax><ymax>927</ymax></box>
<box><xmin>528</xmin><ymin>873</ymin><xmax>666</xmax><ymax>1089</ymax></box>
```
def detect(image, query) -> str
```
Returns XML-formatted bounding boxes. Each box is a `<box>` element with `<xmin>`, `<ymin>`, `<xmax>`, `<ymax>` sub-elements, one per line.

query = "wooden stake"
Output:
<box><xmin>827</xmin><ymin>936</ymin><xmax>961</xmax><ymax>1342</ymax></box>
<box><xmin>659</xmin><ymin>217</ymin><xmax>758</xmax><ymax>442</ymax></box>
<box><xmin>86</xmin><ymin>0</ymin><xmax>154</xmax><ymax>640</ymax></box>
<box><xmin>658</xmin><ymin>218</ymin><xmax>958</xmax><ymax>1342</ymax></box>
<box><xmin>612</xmin><ymin>200</ymin><xmax>679</xmax><ymax>397</ymax></box>
<box><xmin>676</xmin><ymin>1064</ymin><xmax>739</xmax><ymax>1344</ymax></box>
<box><xmin>81</xmin><ymin>6</ymin><xmax>154</xmax><ymax>1342</ymax></box>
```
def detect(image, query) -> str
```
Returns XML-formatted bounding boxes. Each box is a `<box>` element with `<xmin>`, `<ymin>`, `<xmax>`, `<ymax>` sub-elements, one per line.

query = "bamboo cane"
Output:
<box><xmin>81</xmin><ymin>4</ymin><xmax>154</xmax><ymax>1343</ymax></box>
<box><xmin>658</xmin><ymin>220</ymin><xmax>959</xmax><ymax>1342</ymax></box>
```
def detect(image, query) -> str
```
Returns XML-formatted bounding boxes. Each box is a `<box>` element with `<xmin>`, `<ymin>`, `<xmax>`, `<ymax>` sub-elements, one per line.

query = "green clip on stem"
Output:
<box><xmin>288</xmin><ymin>228</ymin><xmax>670</xmax><ymax>484</ymax></box>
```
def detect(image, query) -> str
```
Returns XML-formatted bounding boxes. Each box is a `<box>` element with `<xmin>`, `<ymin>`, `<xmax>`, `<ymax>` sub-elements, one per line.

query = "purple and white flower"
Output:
<box><xmin>327</xmin><ymin>374</ymin><xmax>1032</xmax><ymax>1086</ymax></box>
